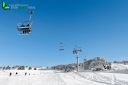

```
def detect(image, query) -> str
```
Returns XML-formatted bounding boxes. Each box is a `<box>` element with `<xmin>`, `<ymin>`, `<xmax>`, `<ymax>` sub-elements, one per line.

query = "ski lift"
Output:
<box><xmin>17</xmin><ymin>11</ymin><xmax>34</xmax><ymax>34</ymax></box>
<box><xmin>17</xmin><ymin>21</ymin><xmax>32</xmax><ymax>34</ymax></box>
<box><xmin>59</xmin><ymin>43</ymin><xmax>64</xmax><ymax>51</ymax></box>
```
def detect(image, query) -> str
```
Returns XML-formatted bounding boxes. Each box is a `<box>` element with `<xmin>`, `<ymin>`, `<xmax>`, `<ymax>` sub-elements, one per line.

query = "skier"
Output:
<box><xmin>16</xmin><ymin>72</ymin><xmax>18</xmax><ymax>76</ymax></box>
<box><xmin>9</xmin><ymin>72</ymin><xmax>12</xmax><ymax>76</ymax></box>
<box><xmin>25</xmin><ymin>72</ymin><xmax>27</xmax><ymax>76</ymax></box>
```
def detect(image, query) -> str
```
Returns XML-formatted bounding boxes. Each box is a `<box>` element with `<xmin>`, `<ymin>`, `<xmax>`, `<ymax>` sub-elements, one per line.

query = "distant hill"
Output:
<box><xmin>51</xmin><ymin>57</ymin><xmax>111</xmax><ymax>72</ymax></box>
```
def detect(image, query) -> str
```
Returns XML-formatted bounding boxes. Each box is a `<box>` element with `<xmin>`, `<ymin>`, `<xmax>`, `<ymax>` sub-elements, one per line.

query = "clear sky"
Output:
<box><xmin>1</xmin><ymin>0</ymin><xmax>128</xmax><ymax>67</ymax></box>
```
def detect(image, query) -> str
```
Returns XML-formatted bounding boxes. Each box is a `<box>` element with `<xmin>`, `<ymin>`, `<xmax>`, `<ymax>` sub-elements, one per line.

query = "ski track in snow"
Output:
<box><xmin>77</xmin><ymin>71</ymin><xmax>128</xmax><ymax>85</ymax></box>
<box><xmin>58</xmin><ymin>72</ymin><xmax>92</xmax><ymax>85</ymax></box>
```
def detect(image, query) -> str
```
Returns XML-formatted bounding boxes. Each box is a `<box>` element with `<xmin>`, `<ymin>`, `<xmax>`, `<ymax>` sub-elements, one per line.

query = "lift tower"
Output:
<box><xmin>73</xmin><ymin>46</ymin><xmax>82</xmax><ymax>72</ymax></box>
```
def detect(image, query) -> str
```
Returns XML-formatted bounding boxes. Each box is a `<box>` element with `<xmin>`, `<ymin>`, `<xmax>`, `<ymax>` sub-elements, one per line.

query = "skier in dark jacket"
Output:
<box><xmin>25</xmin><ymin>72</ymin><xmax>27</xmax><ymax>76</ymax></box>
<box><xmin>9</xmin><ymin>72</ymin><xmax>12</xmax><ymax>76</ymax></box>
<box><xmin>16</xmin><ymin>72</ymin><xmax>18</xmax><ymax>75</ymax></box>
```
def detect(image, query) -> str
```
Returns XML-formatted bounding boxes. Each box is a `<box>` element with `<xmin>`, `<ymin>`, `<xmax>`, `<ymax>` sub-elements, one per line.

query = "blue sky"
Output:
<box><xmin>1</xmin><ymin>0</ymin><xmax>128</xmax><ymax>66</ymax></box>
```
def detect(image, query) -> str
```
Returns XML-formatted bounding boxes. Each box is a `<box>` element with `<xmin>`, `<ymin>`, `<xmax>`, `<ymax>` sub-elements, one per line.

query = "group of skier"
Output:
<box><xmin>9</xmin><ymin>72</ymin><xmax>30</xmax><ymax>76</ymax></box>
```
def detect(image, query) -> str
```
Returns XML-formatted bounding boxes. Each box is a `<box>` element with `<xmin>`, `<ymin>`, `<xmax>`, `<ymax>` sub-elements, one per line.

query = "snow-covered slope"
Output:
<box><xmin>0</xmin><ymin>63</ymin><xmax>128</xmax><ymax>85</ymax></box>
<box><xmin>111</xmin><ymin>63</ymin><xmax>128</xmax><ymax>70</ymax></box>
<box><xmin>108</xmin><ymin>63</ymin><xmax>128</xmax><ymax>74</ymax></box>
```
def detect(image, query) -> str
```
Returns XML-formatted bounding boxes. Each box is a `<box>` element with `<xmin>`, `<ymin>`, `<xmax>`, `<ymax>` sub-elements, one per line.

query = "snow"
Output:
<box><xmin>0</xmin><ymin>63</ymin><xmax>128</xmax><ymax>85</ymax></box>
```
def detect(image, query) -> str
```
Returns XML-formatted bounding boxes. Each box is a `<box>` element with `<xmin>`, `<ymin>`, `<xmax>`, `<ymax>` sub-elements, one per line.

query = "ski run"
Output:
<box><xmin>0</xmin><ymin>63</ymin><xmax>128</xmax><ymax>85</ymax></box>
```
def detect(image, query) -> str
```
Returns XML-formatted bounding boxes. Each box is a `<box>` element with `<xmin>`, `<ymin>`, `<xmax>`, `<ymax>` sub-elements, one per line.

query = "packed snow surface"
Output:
<box><xmin>0</xmin><ymin>63</ymin><xmax>128</xmax><ymax>85</ymax></box>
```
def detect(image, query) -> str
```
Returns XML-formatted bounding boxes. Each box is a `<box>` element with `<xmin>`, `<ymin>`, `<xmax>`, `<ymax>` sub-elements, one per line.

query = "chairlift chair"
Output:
<box><xmin>59</xmin><ymin>43</ymin><xmax>64</xmax><ymax>51</ymax></box>
<box><xmin>17</xmin><ymin>11</ymin><xmax>34</xmax><ymax>35</ymax></box>
<box><xmin>17</xmin><ymin>21</ymin><xmax>32</xmax><ymax>34</ymax></box>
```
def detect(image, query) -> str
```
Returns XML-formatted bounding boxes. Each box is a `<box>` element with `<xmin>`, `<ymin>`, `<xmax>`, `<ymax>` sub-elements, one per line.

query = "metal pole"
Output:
<box><xmin>76</xmin><ymin>55</ymin><xmax>79</xmax><ymax>72</ymax></box>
